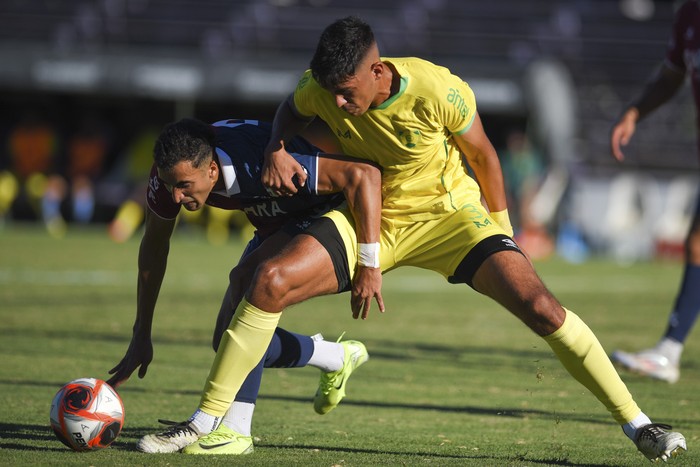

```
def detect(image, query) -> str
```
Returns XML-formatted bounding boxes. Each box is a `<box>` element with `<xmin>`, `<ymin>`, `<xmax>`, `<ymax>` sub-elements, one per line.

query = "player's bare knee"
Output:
<box><xmin>251</xmin><ymin>260</ymin><xmax>292</xmax><ymax>305</ymax></box>
<box><xmin>524</xmin><ymin>292</ymin><xmax>564</xmax><ymax>336</ymax></box>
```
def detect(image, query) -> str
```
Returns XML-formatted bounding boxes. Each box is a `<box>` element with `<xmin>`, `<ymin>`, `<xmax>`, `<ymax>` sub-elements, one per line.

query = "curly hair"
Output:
<box><xmin>310</xmin><ymin>16</ymin><xmax>375</xmax><ymax>90</ymax></box>
<box><xmin>153</xmin><ymin>118</ymin><xmax>215</xmax><ymax>171</ymax></box>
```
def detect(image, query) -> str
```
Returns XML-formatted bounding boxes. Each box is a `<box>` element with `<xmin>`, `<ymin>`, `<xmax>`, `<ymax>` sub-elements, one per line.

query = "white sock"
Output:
<box><xmin>655</xmin><ymin>337</ymin><xmax>683</xmax><ymax>365</ymax></box>
<box><xmin>622</xmin><ymin>411</ymin><xmax>652</xmax><ymax>440</ymax></box>
<box><xmin>222</xmin><ymin>401</ymin><xmax>255</xmax><ymax>436</ymax></box>
<box><xmin>307</xmin><ymin>336</ymin><xmax>345</xmax><ymax>373</ymax></box>
<box><xmin>188</xmin><ymin>408</ymin><xmax>220</xmax><ymax>435</ymax></box>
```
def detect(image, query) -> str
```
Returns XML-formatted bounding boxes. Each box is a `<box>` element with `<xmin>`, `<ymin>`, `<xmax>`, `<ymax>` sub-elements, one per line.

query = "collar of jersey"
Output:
<box><xmin>214</xmin><ymin>147</ymin><xmax>241</xmax><ymax>196</ymax></box>
<box><xmin>374</xmin><ymin>63</ymin><xmax>408</xmax><ymax>110</ymax></box>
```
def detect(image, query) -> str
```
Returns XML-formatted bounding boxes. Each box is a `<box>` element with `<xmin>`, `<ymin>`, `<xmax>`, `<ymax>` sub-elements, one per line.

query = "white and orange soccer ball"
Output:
<box><xmin>49</xmin><ymin>378</ymin><xmax>125</xmax><ymax>451</ymax></box>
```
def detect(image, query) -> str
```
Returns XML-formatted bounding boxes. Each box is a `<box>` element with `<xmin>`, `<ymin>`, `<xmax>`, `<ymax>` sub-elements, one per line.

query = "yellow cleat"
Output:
<box><xmin>314</xmin><ymin>339</ymin><xmax>369</xmax><ymax>415</ymax></box>
<box><xmin>182</xmin><ymin>424</ymin><xmax>254</xmax><ymax>455</ymax></box>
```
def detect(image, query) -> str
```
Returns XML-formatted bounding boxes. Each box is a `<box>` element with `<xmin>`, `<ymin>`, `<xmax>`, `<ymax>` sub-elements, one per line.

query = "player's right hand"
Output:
<box><xmin>107</xmin><ymin>333</ymin><xmax>153</xmax><ymax>388</ymax></box>
<box><xmin>262</xmin><ymin>142</ymin><xmax>308</xmax><ymax>196</ymax></box>
<box><xmin>610</xmin><ymin>109</ymin><xmax>638</xmax><ymax>162</ymax></box>
<box><xmin>351</xmin><ymin>266</ymin><xmax>385</xmax><ymax>320</ymax></box>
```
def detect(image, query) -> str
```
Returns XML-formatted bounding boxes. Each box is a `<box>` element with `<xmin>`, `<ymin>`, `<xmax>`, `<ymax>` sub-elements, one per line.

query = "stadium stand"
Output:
<box><xmin>0</xmin><ymin>1</ymin><xmax>695</xmax><ymax>251</ymax></box>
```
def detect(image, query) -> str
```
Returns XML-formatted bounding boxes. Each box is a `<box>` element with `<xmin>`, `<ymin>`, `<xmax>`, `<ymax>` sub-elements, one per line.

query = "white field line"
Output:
<box><xmin>0</xmin><ymin>268</ymin><xmax>667</xmax><ymax>294</ymax></box>
<box><xmin>0</xmin><ymin>268</ymin><xmax>132</xmax><ymax>286</ymax></box>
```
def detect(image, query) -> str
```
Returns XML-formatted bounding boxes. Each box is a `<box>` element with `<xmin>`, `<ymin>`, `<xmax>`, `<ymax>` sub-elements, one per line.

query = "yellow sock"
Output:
<box><xmin>199</xmin><ymin>299</ymin><xmax>281</xmax><ymax>416</ymax></box>
<box><xmin>543</xmin><ymin>308</ymin><xmax>640</xmax><ymax>424</ymax></box>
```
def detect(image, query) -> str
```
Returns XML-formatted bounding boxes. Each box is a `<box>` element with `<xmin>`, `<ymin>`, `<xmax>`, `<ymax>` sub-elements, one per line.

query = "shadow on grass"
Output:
<box><xmin>0</xmin><ymin>422</ymin><xmax>621</xmax><ymax>466</ymax></box>
<box><xmin>1</xmin><ymin>325</ymin><xmax>565</xmax><ymax>363</ymax></box>
<box><xmin>0</xmin><ymin>422</ymin><xmax>149</xmax><ymax>452</ymax></box>
<box><xmin>6</xmin><ymin>325</ymin><xmax>700</xmax><ymax>381</ymax></box>
<box><xmin>4</xmin><ymin>378</ymin><xmax>700</xmax><ymax>430</ymax></box>
<box><xmin>261</xmin><ymin>442</ymin><xmax>623</xmax><ymax>467</ymax></box>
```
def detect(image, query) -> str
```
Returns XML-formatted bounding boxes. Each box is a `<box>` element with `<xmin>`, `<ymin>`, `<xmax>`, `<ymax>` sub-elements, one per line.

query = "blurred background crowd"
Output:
<box><xmin>0</xmin><ymin>0</ymin><xmax>696</xmax><ymax>262</ymax></box>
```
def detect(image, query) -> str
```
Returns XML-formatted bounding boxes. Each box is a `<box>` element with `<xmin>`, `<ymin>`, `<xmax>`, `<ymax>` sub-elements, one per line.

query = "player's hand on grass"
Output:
<box><xmin>262</xmin><ymin>141</ymin><xmax>307</xmax><ymax>196</ymax></box>
<box><xmin>107</xmin><ymin>333</ymin><xmax>153</xmax><ymax>388</ymax></box>
<box><xmin>351</xmin><ymin>266</ymin><xmax>384</xmax><ymax>320</ymax></box>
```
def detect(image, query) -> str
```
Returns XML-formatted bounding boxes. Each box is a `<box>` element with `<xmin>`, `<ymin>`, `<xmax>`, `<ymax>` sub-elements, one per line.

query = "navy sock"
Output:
<box><xmin>664</xmin><ymin>264</ymin><xmax>700</xmax><ymax>343</ymax></box>
<box><xmin>263</xmin><ymin>327</ymin><xmax>315</xmax><ymax>368</ymax></box>
<box><xmin>235</xmin><ymin>358</ymin><xmax>264</xmax><ymax>404</ymax></box>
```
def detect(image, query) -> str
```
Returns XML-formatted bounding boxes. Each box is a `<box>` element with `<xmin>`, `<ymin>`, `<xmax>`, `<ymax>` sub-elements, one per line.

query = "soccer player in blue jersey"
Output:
<box><xmin>610</xmin><ymin>0</ymin><xmax>700</xmax><ymax>385</ymax></box>
<box><xmin>108</xmin><ymin>117</ymin><xmax>378</xmax><ymax>454</ymax></box>
<box><xmin>154</xmin><ymin>17</ymin><xmax>687</xmax><ymax>462</ymax></box>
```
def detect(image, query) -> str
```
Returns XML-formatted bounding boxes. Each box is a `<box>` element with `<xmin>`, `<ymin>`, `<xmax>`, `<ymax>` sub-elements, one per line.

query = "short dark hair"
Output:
<box><xmin>310</xmin><ymin>16</ymin><xmax>375</xmax><ymax>90</ymax></box>
<box><xmin>153</xmin><ymin>118</ymin><xmax>215</xmax><ymax>171</ymax></box>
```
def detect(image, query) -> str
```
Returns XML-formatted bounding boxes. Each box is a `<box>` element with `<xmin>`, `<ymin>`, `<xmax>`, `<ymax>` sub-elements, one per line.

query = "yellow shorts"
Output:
<box><xmin>319</xmin><ymin>201</ymin><xmax>520</xmax><ymax>287</ymax></box>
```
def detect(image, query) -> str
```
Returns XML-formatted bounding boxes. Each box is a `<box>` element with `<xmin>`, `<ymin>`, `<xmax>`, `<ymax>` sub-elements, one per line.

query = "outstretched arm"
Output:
<box><xmin>316</xmin><ymin>155</ymin><xmax>385</xmax><ymax>319</ymax></box>
<box><xmin>107</xmin><ymin>208</ymin><xmax>176</xmax><ymax>387</ymax></box>
<box><xmin>610</xmin><ymin>63</ymin><xmax>686</xmax><ymax>162</ymax></box>
<box><xmin>263</xmin><ymin>93</ymin><xmax>315</xmax><ymax>195</ymax></box>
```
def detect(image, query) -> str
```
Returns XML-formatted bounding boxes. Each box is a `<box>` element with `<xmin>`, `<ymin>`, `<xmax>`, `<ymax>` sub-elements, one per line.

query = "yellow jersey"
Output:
<box><xmin>294</xmin><ymin>56</ymin><xmax>481</xmax><ymax>222</ymax></box>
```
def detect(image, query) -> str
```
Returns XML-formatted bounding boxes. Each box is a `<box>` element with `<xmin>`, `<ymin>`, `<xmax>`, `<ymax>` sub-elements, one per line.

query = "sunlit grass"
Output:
<box><xmin>1</xmin><ymin>224</ymin><xmax>697</xmax><ymax>466</ymax></box>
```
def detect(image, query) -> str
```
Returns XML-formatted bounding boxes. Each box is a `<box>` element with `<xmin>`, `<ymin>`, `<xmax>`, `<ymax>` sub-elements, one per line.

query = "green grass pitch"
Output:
<box><xmin>1</xmin><ymin>224</ymin><xmax>698</xmax><ymax>466</ymax></box>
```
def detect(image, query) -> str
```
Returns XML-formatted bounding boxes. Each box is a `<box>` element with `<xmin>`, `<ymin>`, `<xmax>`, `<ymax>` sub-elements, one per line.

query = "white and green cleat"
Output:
<box><xmin>314</xmin><ymin>339</ymin><xmax>369</xmax><ymax>415</ymax></box>
<box><xmin>136</xmin><ymin>419</ymin><xmax>200</xmax><ymax>453</ymax></box>
<box><xmin>181</xmin><ymin>423</ymin><xmax>254</xmax><ymax>455</ymax></box>
<box><xmin>634</xmin><ymin>423</ymin><xmax>687</xmax><ymax>462</ymax></box>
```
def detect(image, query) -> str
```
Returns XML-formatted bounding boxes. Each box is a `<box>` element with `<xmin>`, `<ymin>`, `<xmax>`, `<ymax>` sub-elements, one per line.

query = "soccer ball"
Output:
<box><xmin>49</xmin><ymin>378</ymin><xmax>125</xmax><ymax>451</ymax></box>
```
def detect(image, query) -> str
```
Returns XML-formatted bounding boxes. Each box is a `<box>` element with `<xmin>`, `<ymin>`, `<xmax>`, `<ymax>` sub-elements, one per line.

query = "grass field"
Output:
<box><xmin>1</xmin><ymin>223</ymin><xmax>698</xmax><ymax>466</ymax></box>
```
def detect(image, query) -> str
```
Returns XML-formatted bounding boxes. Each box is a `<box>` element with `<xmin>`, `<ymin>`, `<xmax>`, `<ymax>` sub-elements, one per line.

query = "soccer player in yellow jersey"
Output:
<box><xmin>147</xmin><ymin>17</ymin><xmax>686</xmax><ymax>461</ymax></box>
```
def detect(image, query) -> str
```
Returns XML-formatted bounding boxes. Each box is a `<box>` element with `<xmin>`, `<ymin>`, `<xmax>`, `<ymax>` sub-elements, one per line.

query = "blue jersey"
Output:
<box><xmin>147</xmin><ymin>119</ymin><xmax>345</xmax><ymax>237</ymax></box>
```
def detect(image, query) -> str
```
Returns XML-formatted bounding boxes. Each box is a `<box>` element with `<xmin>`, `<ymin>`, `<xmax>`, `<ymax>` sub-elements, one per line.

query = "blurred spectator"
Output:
<box><xmin>1</xmin><ymin>111</ymin><xmax>60</xmax><ymax>232</ymax></box>
<box><xmin>500</xmin><ymin>129</ymin><xmax>553</xmax><ymax>259</ymax></box>
<box><xmin>107</xmin><ymin>126</ymin><xmax>158</xmax><ymax>243</ymax></box>
<box><xmin>42</xmin><ymin>114</ymin><xmax>112</xmax><ymax>237</ymax></box>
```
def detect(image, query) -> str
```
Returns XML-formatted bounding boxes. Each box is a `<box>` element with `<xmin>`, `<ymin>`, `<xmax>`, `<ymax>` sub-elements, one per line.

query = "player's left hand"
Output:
<box><xmin>351</xmin><ymin>266</ymin><xmax>384</xmax><ymax>320</ymax></box>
